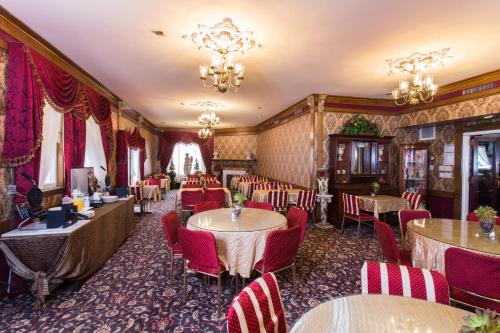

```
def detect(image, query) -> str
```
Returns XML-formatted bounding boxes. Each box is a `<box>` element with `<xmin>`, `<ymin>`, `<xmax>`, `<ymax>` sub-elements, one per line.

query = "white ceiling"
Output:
<box><xmin>3</xmin><ymin>0</ymin><xmax>500</xmax><ymax>128</ymax></box>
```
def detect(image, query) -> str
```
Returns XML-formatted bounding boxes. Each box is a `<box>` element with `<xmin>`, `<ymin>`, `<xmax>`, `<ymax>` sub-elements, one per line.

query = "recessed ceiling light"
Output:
<box><xmin>258</xmin><ymin>106</ymin><xmax>262</xmax><ymax>110</ymax></box>
<box><xmin>152</xmin><ymin>30</ymin><xmax>166</xmax><ymax>37</ymax></box>
<box><xmin>483</xmin><ymin>115</ymin><xmax>494</xmax><ymax>119</ymax></box>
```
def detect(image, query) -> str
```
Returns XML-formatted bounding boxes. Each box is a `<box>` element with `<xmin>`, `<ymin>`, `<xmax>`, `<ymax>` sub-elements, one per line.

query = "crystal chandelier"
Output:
<box><xmin>386</xmin><ymin>48</ymin><xmax>450</xmax><ymax>105</ymax></box>
<box><xmin>197</xmin><ymin>112</ymin><xmax>220</xmax><ymax>139</ymax></box>
<box><xmin>185</xmin><ymin>18</ymin><xmax>260</xmax><ymax>93</ymax></box>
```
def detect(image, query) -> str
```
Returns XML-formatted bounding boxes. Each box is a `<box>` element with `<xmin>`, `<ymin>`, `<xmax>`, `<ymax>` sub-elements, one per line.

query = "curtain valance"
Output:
<box><xmin>158</xmin><ymin>131</ymin><xmax>214</xmax><ymax>174</ymax></box>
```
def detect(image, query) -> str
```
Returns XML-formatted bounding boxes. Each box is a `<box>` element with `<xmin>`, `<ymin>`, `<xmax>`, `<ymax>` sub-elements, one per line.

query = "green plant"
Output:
<box><xmin>233</xmin><ymin>193</ymin><xmax>247</xmax><ymax>206</ymax></box>
<box><xmin>371</xmin><ymin>182</ymin><xmax>381</xmax><ymax>190</ymax></box>
<box><xmin>341</xmin><ymin>115</ymin><xmax>381</xmax><ymax>137</ymax></box>
<box><xmin>167</xmin><ymin>162</ymin><xmax>176</xmax><ymax>183</ymax></box>
<box><xmin>475</xmin><ymin>206</ymin><xmax>497</xmax><ymax>223</ymax></box>
<box><xmin>461</xmin><ymin>309</ymin><xmax>499</xmax><ymax>333</ymax></box>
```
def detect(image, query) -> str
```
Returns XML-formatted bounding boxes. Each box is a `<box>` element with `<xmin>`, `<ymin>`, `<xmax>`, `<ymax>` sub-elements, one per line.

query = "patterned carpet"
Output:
<box><xmin>0</xmin><ymin>191</ymin><xmax>383</xmax><ymax>332</ymax></box>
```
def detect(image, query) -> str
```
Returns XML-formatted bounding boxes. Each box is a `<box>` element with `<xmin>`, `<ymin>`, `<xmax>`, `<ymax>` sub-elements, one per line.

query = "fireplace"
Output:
<box><xmin>212</xmin><ymin>159</ymin><xmax>257</xmax><ymax>188</ymax></box>
<box><xmin>223</xmin><ymin>169</ymin><xmax>247</xmax><ymax>188</ymax></box>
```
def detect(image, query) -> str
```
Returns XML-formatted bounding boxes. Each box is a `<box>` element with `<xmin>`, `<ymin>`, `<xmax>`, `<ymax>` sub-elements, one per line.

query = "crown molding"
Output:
<box><xmin>255</xmin><ymin>97</ymin><xmax>310</xmax><ymax>133</ymax></box>
<box><xmin>214</xmin><ymin>127</ymin><xmax>258</xmax><ymax>136</ymax></box>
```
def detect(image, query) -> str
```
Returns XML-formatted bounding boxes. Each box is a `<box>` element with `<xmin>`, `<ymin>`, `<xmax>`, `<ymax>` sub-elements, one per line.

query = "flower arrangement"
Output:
<box><xmin>341</xmin><ymin>115</ymin><xmax>381</xmax><ymax>137</ymax></box>
<box><xmin>233</xmin><ymin>193</ymin><xmax>247</xmax><ymax>206</ymax></box>
<box><xmin>461</xmin><ymin>309</ymin><xmax>499</xmax><ymax>333</ymax></box>
<box><xmin>474</xmin><ymin>206</ymin><xmax>497</xmax><ymax>236</ymax></box>
<box><xmin>371</xmin><ymin>182</ymin><xmax>380</xmax><ymax>196</ymax></box>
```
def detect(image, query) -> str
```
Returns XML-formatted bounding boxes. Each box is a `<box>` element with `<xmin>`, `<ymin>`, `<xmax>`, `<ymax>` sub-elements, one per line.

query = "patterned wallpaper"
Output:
<box><xmin>0</xmin><ymin>49</ymin><xmax>10</xmax><ymax>231</ymax></box>
<box><xmin>257</xmin><ymin>114</ymin><xmax>312</xmax><ymax>188</ymax></box>
<box><xmin>214</xmin><ymin>135</ymin><xmax>257</xmax><ymax>160</ymax></box>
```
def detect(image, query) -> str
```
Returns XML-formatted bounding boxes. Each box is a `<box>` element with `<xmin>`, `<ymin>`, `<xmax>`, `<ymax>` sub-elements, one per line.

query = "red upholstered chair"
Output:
<box><xmin>227</xmin><ymin>273</ymin><xmax>287</xmax><ymax>333</ymax></box>
<box><xmin>466</xmin><ymin>212</ymin><xmax>500</xmax><ymax>225</ymax></box>
<box><xmin>204</xmin><ymin>189</ymin><xmax>226</xmax><ymax>207</ymax></box>
<box><xmin>445</xmin><ymin>248</ymin><xmax>500</xmax><ymax>311</ymax></box>
<box><xmin>206</xmin><ymin>183</ymin><xmax>222</xmax><ymax>188</ymax></box>
<box><xmin>205</xmin><ymin>177</ymin><xmax>218</xmax><ymax>184</ymax></box>
<box><xmin>181</xmin><ymin>190</ymin><xmax>204</xmax><ymax>221</ymax></box>
<box><xmin>287</xmin><ymin>208</ymin><xmax>309</xmax><ymax>275</ymax></box>
<box><xmin>247</xmin><ymin>182</ymin><xmax>259</xmax><ymax>199</ymax></box>
<box><xmin>295</xmin><ymin>190</ymin><xmax>317</xmax><ymax>222</ymax></box>
<box><xmin>361</xmin><ymin>261</ymin><xmax>450</xmax><ymax>305</ymax></box>
<box><xmin>194</xmin><ymin>201</ymin><xmax>221</xmax><ymax>214</ymax></box>
<box><xmin>254</xmin><ymin>226</ymin><xmax>301</xmax><ymax>290</ymax></box>
<box><xmin>145</xmin><ymin>178</ymin><xmax>161</xmax><ymax>186</ymax></box>
<box><xmin>341</xmin><ymin>193</ymin><xmax>376</xmax><ymax>233</ymax></box>
<box><xmin>129</xmin><ymin>186</ymin><xmax>144</xmax><ymax>215</ymax></box>
<box><xmin>401</xmin><ymin>191</ymin><xmax>423</xmax><ymax>210</ymax></box>
<box><xmin>267</xmin><ymin>190</ymin><xmax>289</xmax><ymax>214</ymax></box>
<box><xmin>246</xmin><ymin>201</ymin><xmax>273</xmax><ymax>211</ymax></box>
<box><xmin>398</xmin><ymin>209</ymin><xmax>431</xmax><ymax>246</ymax></box>
<box><xmin>178</xmin><ymin>227</ymin><xmax>226</xmax><ymax>314</ymax></box>
<box><xmin>161</xmin><ymin>211</ymin><xmax>182</xmax><ymax>283</ymax></box>
<box><xmin>374</xmin><ymin>219</ymin><xmax>412</xmax><ymax>266</ymax></box>
<box><xmin>282</xmin><ymin>184</ymin><xmax>293</xmax><ymax>190</ymax></box>
<box><xmin>183</xmin><ymin>183</ymin><xmax>201</xmax><ymax>188</ymax></box>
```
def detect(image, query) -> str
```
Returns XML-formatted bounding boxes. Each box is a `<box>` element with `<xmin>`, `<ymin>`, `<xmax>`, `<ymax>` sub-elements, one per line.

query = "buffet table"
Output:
<box><xmin>407</xmin><ymin>218</ymin><xmax>500</xmax><ymax>273</ymax></box>
<box><xmin>0</xmin><ymin>197</ymin><xmax>135</xmax><ymax>305</ymax></box>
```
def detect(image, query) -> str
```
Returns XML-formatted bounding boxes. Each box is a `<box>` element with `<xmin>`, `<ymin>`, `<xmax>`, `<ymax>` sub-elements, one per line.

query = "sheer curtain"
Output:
<box><xmin>170</xmin><ymin>143</ymin><xmax>205</xmax><ymax>180</ymax></box>
<box><xmin>39</xmin><ymin>102</ymin><xmax>62</xmax><ymax>189</ymax></box>
<box><xmin>144</xmin><ymin>141</ymin><xmax>152</xmax><ymax>177</ymax></box>
<box><xmin>84</xmin><ymin>116</ymin><xmax>108</xmax><ymax>186</ymax></box>
<box><xmin>129</xmin><ymin>148</ymin><xmax>141</xmax><ymax>185</ymax></box>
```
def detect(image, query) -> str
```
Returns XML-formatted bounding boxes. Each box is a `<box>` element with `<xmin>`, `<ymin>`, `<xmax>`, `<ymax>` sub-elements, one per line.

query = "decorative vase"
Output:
<box><xmin>232</xmin><ymin>204</ymin><xmax>243</xmax><ymax>221</ymax></box>
<box><xmin>480</xmin><ymin>220</ymin><xmax>495</xmax><ymax>236</ymax></box>
<box><xmin>371</xmin><ymin>189</ymin><xmax>379</xmax><ymax>196</ymax></box>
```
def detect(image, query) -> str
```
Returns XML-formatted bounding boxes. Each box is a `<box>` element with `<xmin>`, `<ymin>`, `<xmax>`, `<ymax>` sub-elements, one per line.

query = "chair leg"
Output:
<box><xmin>217</xmin><ymin>274</ymin><xmax>222</xmax><ymax>317</ymax></box>
<box><xmin>300</xmin><ymin>249</ymin><xmax>304</xmax><ymax>280</ymax></box>
<box><xmin>183</xmin><ymin>261</ymin><xmax>187</xmax><ymax>300</ymax></box>
<box><xmin>292</xmin><ymin>264</ymin><xmax>297</xmax><ymax>294</ymax></box>
<box><xmin>169</xmin><ymin>250</ymin><xmax>174</xmax><ymax>284</ymax></box>
<box><xmin>357</xmin><ymin>219</ymin><xmax>361</xmax><ymax>234</ymax></box>
<box><xmin>341</xmin><ymin>215</ymin><xmax>345</xmax><ymax>233</ymax></box>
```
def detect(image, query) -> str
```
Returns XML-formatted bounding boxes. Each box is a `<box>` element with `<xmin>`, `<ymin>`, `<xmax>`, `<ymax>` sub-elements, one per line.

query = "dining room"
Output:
<box><xmin>0</xmin><ymin>1</ymin><xmax>499</xmax><ymax>332</ymax></box>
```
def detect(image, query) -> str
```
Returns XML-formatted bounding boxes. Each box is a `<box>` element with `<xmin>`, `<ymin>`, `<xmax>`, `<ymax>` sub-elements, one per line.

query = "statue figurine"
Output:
<box><xmin>183</xmin><ymin>153</ymin><xmax>193</xmax><ymax>176</ymax></box>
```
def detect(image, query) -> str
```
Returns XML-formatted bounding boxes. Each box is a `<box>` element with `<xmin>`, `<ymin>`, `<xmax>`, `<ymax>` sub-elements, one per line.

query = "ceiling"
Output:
<box><xmin>3</xmin><ymin>0</ymin><xmax>500</xmax><ymax>128</ymax></box>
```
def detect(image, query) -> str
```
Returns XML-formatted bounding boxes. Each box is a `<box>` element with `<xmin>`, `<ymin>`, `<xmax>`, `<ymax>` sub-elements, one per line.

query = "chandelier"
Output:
<box><xmin>197</xmin><ymin>112</ymin><xmax>220</xmax><ymax>140</ymax></box>
<box><xmin>185</xmin><ymin>18</ymin><xmax>260</xmax><ymax>93</ymax></box>
<box><xmin>387</xmin><ymin>48</ymin><xmax>449</xmax><ymax>105</ymax></box>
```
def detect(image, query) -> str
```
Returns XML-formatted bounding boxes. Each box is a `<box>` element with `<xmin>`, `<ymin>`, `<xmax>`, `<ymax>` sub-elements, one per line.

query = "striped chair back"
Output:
<box><xmin>269</xmin><ymin>181</ymin><xmax>279</xmax><ymax>189</ymax></box>
<box><xmin>129</xmin><ymin>186</ymin><xmax>143</xmax><ymax>203</ymax></box>
<box><xmin>267</xmin><ymin>190</ymin><xmax>289</xmax><ymax>210</ymax></box>
<box><xmin>205</xmin><ymin>177</ymin><xmax>218</xmax><ymax>184</ymax></box>
<box><xmin>402</xmin><ymin>191</ymin><xmax>422</xmax><ymax>210</ymax></box>
<box><xmin>256</xmin><ymin>183</ymin><xmax>273</xmax><ymax>191</ymax></box>
<box><xmin>342</xmin><ymin>193</ymin><xmax>359</xmax><ymax>216</ymax></box>
<box><xmin>361</xmin><ymin>261</ymin><xmax>450</xmax><ymax>305</ymax></box>
<box><xmin>282</xmin><ymin>184</ymin><xmax>293</xmax><ymax>190</ymax></box>
<box><xmin>296</xmin><ymin>190</ymin><xmax>317</xmax><ymax>211</ymax></box>
<box><xmin>248</xmin><ymin>182</ymin><xmax>259</xmax><ymax>199</ymax></box>
<box><xmin>227</xmin><ymin>273</ymin><xmax>287</xmax><ymax>333</ymax></box>
<box><xmin>186</xmin><ymin>180</ymin><xmax>200</xmax><ymax>184</ymax></box>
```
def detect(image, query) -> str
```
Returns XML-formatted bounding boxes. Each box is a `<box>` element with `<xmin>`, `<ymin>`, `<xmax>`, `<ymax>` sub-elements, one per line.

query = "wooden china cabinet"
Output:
<box><xmin>328</xmin><ymin>134</ymin><xmax>397</xmax><ymax>228</ymax></box>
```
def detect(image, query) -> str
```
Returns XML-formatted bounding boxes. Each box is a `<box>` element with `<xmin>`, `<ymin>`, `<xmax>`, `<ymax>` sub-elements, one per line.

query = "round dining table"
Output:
<box><xmin>407</xmin><ymin>218</ymin><xmax>500</xmax><ymax>273</ymax></box>
<box><xmin>187</xmin><ymin>208</ymin><xmax>287</xmax><ymax>278</ymax></box>
<box><xmin>290</xmin><ymin>294</ymin><xmax>471</xmax><ymax>333</ymax></box>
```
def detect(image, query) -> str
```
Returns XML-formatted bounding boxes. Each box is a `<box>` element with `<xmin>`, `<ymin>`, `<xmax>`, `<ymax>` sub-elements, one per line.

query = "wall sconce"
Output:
<box><xmin>337</xmin><ymin>144</ymin><xmax>346</xmax><ymax>161</ymax></box>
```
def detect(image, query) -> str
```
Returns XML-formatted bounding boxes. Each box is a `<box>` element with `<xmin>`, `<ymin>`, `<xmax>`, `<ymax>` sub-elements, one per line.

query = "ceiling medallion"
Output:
<box><xmin>198</xmin><ymin>112</ymin><xmax>220</xmax><ymax>140</ymax></box>
<box><xmin>387</xmin><ymin>48</ymin><xmax>450</xmax><ymax>106</ymax></box>
<box><xmin>184</xmin><ymin>18</ymin><xmax>261</xmax><ymax>93</ymax></box>
<box><xmin>190</xmin><ymin>100</ymin><xmax>226</xmax><ymax>110</ymax></box>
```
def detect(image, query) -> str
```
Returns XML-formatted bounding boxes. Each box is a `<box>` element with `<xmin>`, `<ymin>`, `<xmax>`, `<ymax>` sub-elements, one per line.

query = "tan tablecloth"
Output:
<box><xmin>238</xmin><ymin>181</ymin><xmax>259</xmax><ymax>196</ymax></box>
<box><xmin>357</xmin><ymin>195</ymin><xmax>409</xmax><ymax>219</ymax></box>
<box><xmin>251</xmin><ymin>189</ymin><xmax>301</xmax><ymax>204</ymax></box>
<box><xmin>0</xmin><ymin>198</ymin><xmax>135</xmax><ymax>304</ymax></box>
<box><xmin>290</xmin><ymin>294</ymin><xmax>470</xmax><ymax>333</ymax></box>
<box><xmin>187</xmin><ymin>208</ymin><xmax>287</xmax><ymax>277</ymax></box>
<box><xmin>142</xmin><ymin>185</ymin><xmax>160</xmax><ymax>201</ymax></box>
<box><xmin>407</xmin><ymin>218</ymin><xmax>500</xmax><ymax>273</ymax></box>
<box><xmin>176</xmin><ymin>188</ymin><xmax>233</xmax><ymax>208</ymax></box>
<box><xmin>160</xmin><ymin>178</ymin><xmax>170</xmax><ymax>191</ymax></box>
<box><xmin>230</xmin><ymin>177</ymin><xmax>241</xmax><ymax>190</ymax></box>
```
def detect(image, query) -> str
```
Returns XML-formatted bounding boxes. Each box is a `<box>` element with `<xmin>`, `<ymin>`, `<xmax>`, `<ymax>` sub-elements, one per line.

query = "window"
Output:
<box><xmin>39</xmin><ymin>102</ymin><xmax>62</xmax><ymax>190</ymax></box>
<box><xmin>128</xmin><ymin>148</ymin><xmax>141</xmax><ymax>185</ymax></box>
<box><xmin>170</xmin><ymin>143</ymin><xmax>205</xmax><ymax>180</ymax></box>
<box><xmin>84</xmin><ymin>117</ymin><xmax>108</xmax><ymax>187</ymax></box>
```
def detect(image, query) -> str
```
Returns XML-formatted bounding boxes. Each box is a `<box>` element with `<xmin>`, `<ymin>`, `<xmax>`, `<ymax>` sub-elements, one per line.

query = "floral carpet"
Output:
<box><xmin>0</xmin><ymin>191</ymin><xmax>383</xmax><ymax>332</ymax></box>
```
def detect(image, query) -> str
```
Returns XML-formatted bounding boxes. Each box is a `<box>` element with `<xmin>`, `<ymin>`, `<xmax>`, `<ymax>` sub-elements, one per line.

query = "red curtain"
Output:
<box><xmin>64</xmin><ymin>113</ymin><xmax>87</xmax><ymax>194</ymax></box>
<box><xmin>116</xmin><ymin>128</ymin><xmax>146</xmax><ymax>187</ymax></box>
<box><xmin>158</xmin><ymin>131</ymin><xmax>214</xmax><ymax>173</ymax></box>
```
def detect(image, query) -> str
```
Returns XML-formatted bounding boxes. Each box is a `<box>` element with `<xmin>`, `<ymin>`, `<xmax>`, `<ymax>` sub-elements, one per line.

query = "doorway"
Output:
<box><xmin>461</xmin><ymin>129</ymin><xmax>500</xmax><ymax>219</ymax></box>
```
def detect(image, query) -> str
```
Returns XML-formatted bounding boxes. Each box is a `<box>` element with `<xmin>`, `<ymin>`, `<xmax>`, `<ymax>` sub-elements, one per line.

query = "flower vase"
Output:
<box><xmin>480</xmin><ymin>220</ymin><xmax>495</xmax><ymax>237</ymax></box>
<box><xmin>232</xmin><ymin>204</ymin><xmax>243</xmax><ymax>221</ymax></box>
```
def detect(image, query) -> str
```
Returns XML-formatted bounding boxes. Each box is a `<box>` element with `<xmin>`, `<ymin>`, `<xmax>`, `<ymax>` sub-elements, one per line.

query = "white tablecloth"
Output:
<box><xmin>142</xmin><ymin>185</ymin><xmax>160</xmax><ymax>201</ymax></box>
<box><xmin>187</xmin><ymin>208</ymin><xmax>287</xmax><ymax>277</ymax></box>
<box><xmin>160</xmin><ymin>178</ymin><xmax>170</xmax><ymax>191</ymax></box>
<box><xmin>176</xmin><ymin>188</ymin><xmax>233</xmax><ymax>208</ymax></box>
<box><xmin>238</xmin><ymin>181</ymin><xmax>259</xmax><ymax>196</ymax></box>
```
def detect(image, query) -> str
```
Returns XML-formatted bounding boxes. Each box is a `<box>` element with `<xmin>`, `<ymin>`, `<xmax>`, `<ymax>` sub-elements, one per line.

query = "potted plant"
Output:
<box><xmin>474</xmin><ymin>206</ymin><xmax>497</xmax><ymax>237</ymax></box>
<box><xmin>371</xmin><ymin>182</ymin><xmax>380</xmax><ymax>196</ymax></box>
<box><xmin>167</xmin><ymin>162</ymin><xmax>176</xmax><ymax>187</ymax></box>
<box><xmin>232</xmin><ymin>193</ymin><xmax>247</xmax><ymax>220</ymax></box>
<box><xmin>461</xmin><ymin>309</ymin><xmax>499</xmax><ymax>333</ymax></box>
